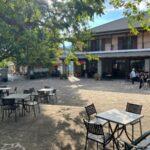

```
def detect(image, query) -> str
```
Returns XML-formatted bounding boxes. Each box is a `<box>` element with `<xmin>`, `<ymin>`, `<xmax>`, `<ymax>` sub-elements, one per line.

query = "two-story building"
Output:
<box><xmin>62</xmin><ymin>17</ymin><xmax>150</xmax><ymax>79</ymax></box>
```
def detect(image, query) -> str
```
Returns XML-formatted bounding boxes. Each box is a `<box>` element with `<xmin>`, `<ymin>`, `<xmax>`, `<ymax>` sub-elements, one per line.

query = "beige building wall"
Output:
<box><xmin>137</xmin><ymin>32</ymin><xmax>150</xmax><ymax>49</ymax></box>
<box><xmin>144</xmin><ymin>32</ymin><xmax>150</xmax><ymax>48</ymax></box>
<box><xmin>112</xmin><ymin>35</ymin><xmax>118</xmax><ymax>50</ymax></box>
<box><xmin>137</xmin><ymin>32</ymin><xmax>143</xmax><ymax>49</ymax></box>
<box><xmin>107</xmin><ymin>31</ymin><xmax>150</xmax><ymax>51</ymax></box>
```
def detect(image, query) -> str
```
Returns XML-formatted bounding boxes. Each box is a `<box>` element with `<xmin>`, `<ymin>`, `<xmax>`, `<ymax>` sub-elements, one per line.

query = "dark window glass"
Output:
<box><xmin>101</xmin><ymin>39</ymin><xmax>105</xmax><ymax>51</ymax></box>
<box><xmin>91</xmin><ymin>40</ymin><xmax>99</xmax><ymax>51</ymax></box>
<box><xmin>118</xmin><ymin>36</ymin><xmax>137</xmax><ymax>50</ymax></box>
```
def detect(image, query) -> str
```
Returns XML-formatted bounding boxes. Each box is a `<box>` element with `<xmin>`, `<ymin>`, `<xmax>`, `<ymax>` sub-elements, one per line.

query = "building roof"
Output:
<box><xmin>91</xmin><ymin>17</ymin><xmax>141</xmax><ymax>35</ymax></box>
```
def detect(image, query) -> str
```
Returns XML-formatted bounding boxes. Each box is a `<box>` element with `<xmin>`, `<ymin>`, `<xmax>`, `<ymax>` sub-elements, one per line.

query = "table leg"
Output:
<box><xmin>108</xmin><ymin>122</ymin><xmax>127</xmax><ymax>150</ymax></box>
<box><xmin>108</xmin><ymin>122</ymin><xmax>120</xmax><ymax>150</ymax></box>
<box><xmin>21</xmin><ymin>99</ymin><xmax>29</xmax><ymax>114</ymax></box>
<box><xmin>124</xmin><ymin>126</ymin><xmax>132</xmax><ymax>142</ymax></box>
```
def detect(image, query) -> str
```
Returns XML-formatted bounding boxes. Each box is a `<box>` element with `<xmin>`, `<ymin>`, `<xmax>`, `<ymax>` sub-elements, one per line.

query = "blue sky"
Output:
<box><xmin>65</xmin><ymin>3</ymin><xmax>124</xmax><ymax>47</ymax></box>
<box><xmin>89</xmin><ymin>10</ymin><xmax>123</xmax><ymax>28</ymax></box>
<box><xmin>88</xmin><ymin>2</ymin><xmax>124</xmax><ymax>28</ymax></box>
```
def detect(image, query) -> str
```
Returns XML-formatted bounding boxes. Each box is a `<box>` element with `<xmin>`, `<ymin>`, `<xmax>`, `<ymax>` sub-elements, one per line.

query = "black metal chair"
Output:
<box><xmin>0</xmin><ymin>90</ymin><xmax>4</xmax><ymax>98</ymax></box>
<box><xmin>0</xmin><ymin>97</ymin><xmax>3</xmax><ymax>113</ymax></box>
<box><xmin>119</xmin><ymin>130</ymin><xmax>150</xmax><ymax>150</ymax></box>
<box><xmin>48</xmin><ymin>89</ymin><xmax>57</xmax><ymax>104</ymax></box>
<box><xmin>23</xmin><ymin>89</ymin><xmax>40</xmax><ymax>117</ymax></box>
<box><xmin>9</xmin><ymin>87</ymin><xmax>17</xmax><ymax>94</ymax></box>
<box><xmin>37</xmin><ymin>90</ymin><xmax>49</xmax><ymax>103</ymax></box>
<box><xmin>0</xmin><ymin>85</ymin><xmax>7</xmax><ymax>88</ymax></box>
<box><xmin>126</xmin><ymin>102</ymin><xmax>143</xmax><ymax>141</ymax></box>
<box><xmin>83</xmin><ymin>119</ymin><xmax>111</xmax><ymax>150</ymax></box>
<box><xmin>29</xmin><ymin>88</ymin><xmax>35</xmax><ymax>94</ymax></box>
<box><xmin>85</xmin><ymin>103</ymin><xmax>108</xmax><ymax>126</ymax></box>
<box><xmin>1</xmin><ymin>98</ymin><xmax>19</xmax><ymax>121</ymax></box>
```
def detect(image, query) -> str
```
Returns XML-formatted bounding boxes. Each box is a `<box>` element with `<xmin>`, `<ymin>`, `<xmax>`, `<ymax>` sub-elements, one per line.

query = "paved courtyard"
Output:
<box><xmin>0</xmin><ymin>78</ymin><xmax>150</xmax><ymax>150</ymax></box>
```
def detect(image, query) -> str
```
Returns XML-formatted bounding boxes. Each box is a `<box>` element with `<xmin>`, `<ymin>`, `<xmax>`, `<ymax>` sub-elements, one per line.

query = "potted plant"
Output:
<box><xmin>94</xmin><ymin>73</ymin><xmax>100</xmax><ymax>80</ymax></box>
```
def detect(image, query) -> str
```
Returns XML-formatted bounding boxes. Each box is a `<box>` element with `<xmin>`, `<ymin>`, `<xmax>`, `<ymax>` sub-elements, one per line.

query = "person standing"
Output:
<box><xmin>139</xmin><ymin>72</ymin><xmax>144</xmax><ymax>89</ymax></box>
<box><xmin>130</xmin><ymin>68</ymin><xmax>136</xmax><ymax>84</ymax></box>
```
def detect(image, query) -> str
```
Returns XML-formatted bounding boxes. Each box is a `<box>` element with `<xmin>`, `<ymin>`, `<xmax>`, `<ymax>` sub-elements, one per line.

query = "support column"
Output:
<box><xmin>62</xmin><ymin>60</ymin><xmax>67</xmax><ymax>74</ymax></box>
<box><xmin>68</xmin><ymin>61</ymin><xmax>74</xmax><ymax>76</ymax></box>
<box><xmin>145</xmin><ymin>59</ymin><xmax>150</xmax><ymax>73</ymax></box>
<box><xmin>97</xmin><ymin>60</ymin><xmax>102</xmax><ymax>78</ymax></box>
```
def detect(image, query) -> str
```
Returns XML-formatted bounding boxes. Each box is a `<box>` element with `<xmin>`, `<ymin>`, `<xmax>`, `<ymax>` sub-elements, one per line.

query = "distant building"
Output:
<box><xmin>62</xmin><ymin>17</ymin><xmax>150</xmax><ymax>79</ymax></box>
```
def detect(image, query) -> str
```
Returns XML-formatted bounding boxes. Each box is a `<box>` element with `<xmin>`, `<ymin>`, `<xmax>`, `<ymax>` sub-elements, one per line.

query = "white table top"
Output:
<box><xmin>4</xmin><ymin>93</ymin><xmax>30</xmax><ymax>99</ymax></box>
<box><xmin>0</xmin><ymin>87</ymin><xmax>11</xmax><ymax>90</ymax></box>
<box><xmin>96</xmin><ymin>109</ymin><xmax>143</xmax><ymax>125</ymax></box>
<box><xmin>38</xmin><ymin>88</ymin><xmax>53</xmax><ymax>92</ymax></box>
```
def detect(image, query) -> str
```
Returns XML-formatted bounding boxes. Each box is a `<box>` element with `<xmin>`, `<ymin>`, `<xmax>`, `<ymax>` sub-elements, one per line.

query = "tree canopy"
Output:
<box><xmin>110</xmin><ymin>0</ymin><xmax>150</xmax><ymax>34</ymax></box>
<box><xmin>0</xmin><ymin>0</ymin><xmax>149</xmax><ymax>66</ymax></box>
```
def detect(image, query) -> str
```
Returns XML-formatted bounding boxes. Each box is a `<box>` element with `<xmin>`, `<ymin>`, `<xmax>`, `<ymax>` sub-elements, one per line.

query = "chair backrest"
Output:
<box><xmin>0</xmin><ymin>85</ymin><xmax>7</xmax><ymax>88</ymax></box>
<box><xmin>126</xmin><ymin>103</ymin><xmax>142</xmax><ymax>114</ymax></box>
<box><xmin>29</xmin><ymin>88</ymin><xmax>35</xmax><ymax>93</ymax></box>
<box><xmin>14</xmin><ymin>87</ymin><xmax>17</xmax><ymax>93</ymax></box>
<box><xmin>44</xmin><ymin>86</ymin><xmax>50</xmax><ymax>88</ymax></box>
<box><xmin>2</xmin><ymin>98</ymin><xmax>15</xmax><ymax>106</ymax></box>
<box><xmin>83</xmin><ymin>119</ymin><xmax>104</xmax><ymax>136</ymax></box>
<box><xmin>85</xmin><ymin>103</ymin><xmax>97</xmax><ymax>120</ymax></box>
<box><xmin>0</xmin><ymin>90</ymin><xmax>4</xmax><ymax>98</ymax></box>
<box><xmin>37</xmin><ymin>90</ymin><xmax>45</xmax><ymax>95</ymax></box>
<box><xmin>52</xmin><ymin>89</ymin><xmax>56</xmax><ymax>94</ymax></box>
<box><xmin>23</xmin><ymin>89</ymin><xmax>32</xmax><ymax>94</ymax></box>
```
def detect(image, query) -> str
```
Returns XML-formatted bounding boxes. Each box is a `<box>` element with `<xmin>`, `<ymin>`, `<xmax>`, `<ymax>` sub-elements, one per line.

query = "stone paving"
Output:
<box><xmin>0</xmin><ymin>78</ymin><xmax>150</xmax><ymax>150</ymax></box>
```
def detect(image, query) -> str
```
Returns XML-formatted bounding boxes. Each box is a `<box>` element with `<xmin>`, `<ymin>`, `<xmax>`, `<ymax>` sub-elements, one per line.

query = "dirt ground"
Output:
<box><xmin>0</xmin><ymin>78</ymin><xmax>150</xmax><ymax>150</ymax></box>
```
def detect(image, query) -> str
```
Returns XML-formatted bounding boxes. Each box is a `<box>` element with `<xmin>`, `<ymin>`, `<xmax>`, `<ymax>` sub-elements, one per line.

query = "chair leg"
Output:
<box><xmin>14</xmin><ymin>110</ymin><xmax>17</xmax><ymax>122</ymax></box>
<box><xmin>32</xmin><ymin>106</ymin><xmax>36</xmax><ymax>117</ymax></box>
<box><xmin>113</xmin><ymin>141</ymin><xmax>115</xmax><ymax>150</ymax></box>
<box><xmin>22</xmin><ymin>105</ymin><xmax>25</xmax><ymax>116</ymax></box>
<box><xmin>139</xmin><ymin>120</ymin><xmax>142</xmax><ymax>136</ymax></box>
<box><xmin>55</xmin><ymin>95</ymin><xmax>57</xmax><ymax>103</ymax></box>
<box><xmin>85</xmin><ymin>138</ymin><xmax>88</xmax><ymax>150</ymax></box>
<box><xmin>97</xmin><ymin>142</ymin><xmax>98</xmax><ymax>150</ymax></box>
<box><xmin>2</xmin><ymin>109</ymin><xmax>4</xmax><ymax>121</ymax></box>
<box><xmin>28</xmin><ymin>106</ymin><xmax>31</xmax><ymax>113</ymax></box>
<box><xmin>103</xmin><ymin>144</ymin><xmax>105</xmax><ymax>150</ymax></box>
<box><xmin>37</xmin><ymin>103</ymin><xmax>40</xmax><ymax>113</ymax></box>
<box><xmin>132</xmin><ymin>124</ymin><xmax>134</xmax><ymax>141</ymax></box>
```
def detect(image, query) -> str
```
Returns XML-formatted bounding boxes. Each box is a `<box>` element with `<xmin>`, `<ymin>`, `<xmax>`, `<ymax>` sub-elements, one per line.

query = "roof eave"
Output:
<box><xmin>92</xmin><ymin>27</ymin><xmax>144</xmax><ymax>36</ymax></box>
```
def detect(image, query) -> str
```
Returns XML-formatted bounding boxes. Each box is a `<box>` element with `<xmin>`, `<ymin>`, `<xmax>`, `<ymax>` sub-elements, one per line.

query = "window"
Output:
<box><xmin>101</xmin><ymin>38</ymin><xmax>112</xmax><ymax>51</ymax></box>
<box><xmin>118</xmin><ymin>36</ymin><xmax>137</xmax><ymax>50</ymax></box>
<box><xmin>91</xmin><ymin>40</ymin><xmax>99</xmax><ymax>51</ymax></box>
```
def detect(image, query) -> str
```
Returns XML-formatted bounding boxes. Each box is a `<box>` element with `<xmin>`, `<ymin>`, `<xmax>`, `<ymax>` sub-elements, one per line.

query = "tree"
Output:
<box><xmin>0</xmin><ymin>0</ymin><xmax>149</xmax><ymax>67</ymax></box>
<box><xmin>0</xmin><ymin>0</ymin><xmax>104</xmax><ymax>65</ymax></box>
<box><xmin>110</xmin><ymin>0</ymin><xmax>150</xmax><ymax>34</ymax></box>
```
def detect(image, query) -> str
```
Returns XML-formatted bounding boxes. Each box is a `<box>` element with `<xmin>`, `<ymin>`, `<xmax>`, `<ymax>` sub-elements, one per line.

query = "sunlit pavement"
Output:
<box><xmin>0</xmin><ymin>78</ymin><xmax>150</xmax><ymax>150</ymax></box>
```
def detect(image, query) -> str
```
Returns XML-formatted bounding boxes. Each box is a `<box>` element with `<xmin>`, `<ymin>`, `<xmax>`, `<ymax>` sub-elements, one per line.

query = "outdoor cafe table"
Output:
<box><xmin>4</xmin><ymin>93</ymin><xmax>30</xmax><ymax>100</ymax></box>
<box><xmin>0</xmin><ymin>87</ymin><xmax>11</xmax><ymax>95</ymax></box>
<box><xmin>96</xmin><ymin>109</ymin><xmax>144</xmax><ymax>150</ymax></box>
<box><xmin>38</xmin><ymin>88</ymin><xmax>53</xmax><ymax>93</ymax></box>
<box><xmin>0</xmin><ymin>87</ymin><xmax>11</xmax><ymax>91</ymax></box>
<box><xmin>3</xmin><ymin>93</ymin><xmax>31</xmax><ymax>113</ymax></box>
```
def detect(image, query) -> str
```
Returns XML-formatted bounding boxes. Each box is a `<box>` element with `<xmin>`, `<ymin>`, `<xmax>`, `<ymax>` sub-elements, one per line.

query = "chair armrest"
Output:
<box><xmin>118</xmin><ymin>138</ymin><xmax>150</xmax><ymax>150</ymax></box>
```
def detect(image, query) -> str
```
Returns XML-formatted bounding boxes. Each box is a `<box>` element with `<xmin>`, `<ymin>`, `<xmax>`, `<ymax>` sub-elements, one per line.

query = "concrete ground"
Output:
<box><xmin>0</xmin><ymin>78</ymin><xmax>150</xmax><ymax>150</ymax></box>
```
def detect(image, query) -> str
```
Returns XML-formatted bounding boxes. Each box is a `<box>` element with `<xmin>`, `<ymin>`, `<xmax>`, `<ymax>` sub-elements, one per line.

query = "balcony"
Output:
<box><xmin>76</xmin><ymin>48</ymin><xmax>150</xmax><ymax>58</ymax></box>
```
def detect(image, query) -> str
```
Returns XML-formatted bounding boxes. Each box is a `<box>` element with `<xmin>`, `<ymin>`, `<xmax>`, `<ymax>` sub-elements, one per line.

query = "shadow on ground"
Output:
<box><xmin>0</xmin><ymin>105</ymin><xmax>102</xmax><ymax>150</ymax></box>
